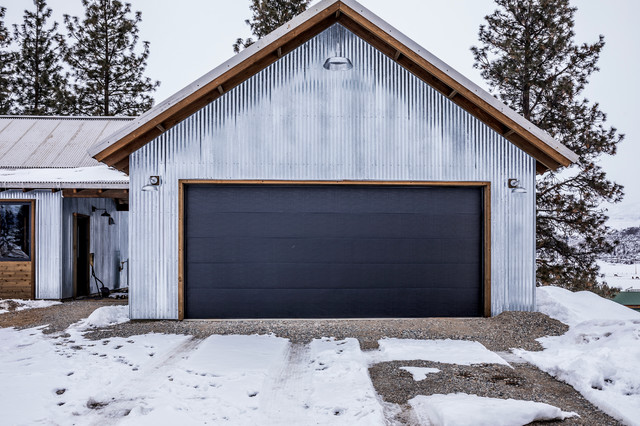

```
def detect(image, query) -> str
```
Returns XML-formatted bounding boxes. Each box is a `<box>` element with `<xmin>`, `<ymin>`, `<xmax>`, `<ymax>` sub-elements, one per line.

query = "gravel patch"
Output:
<box><xmin>83</xmin><ymin>311</ymin><xmax>567</xmax><ymax>352</ymax></box>
<box><xmin>0</xmin><ymin>299</ymin><xmax>126</xmax><ymax>334</ymax></box>
<box><xmin>370</xmin><ymin>361</ymin><xmax>622</xmax><ymax>425</ymax></box>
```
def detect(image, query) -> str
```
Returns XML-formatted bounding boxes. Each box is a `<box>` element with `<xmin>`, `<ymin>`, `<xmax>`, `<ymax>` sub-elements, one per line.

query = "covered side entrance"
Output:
<box><xmin>182</xmin><ymin>182</ymin><xmax>489</xmax><ymax>319</ymax></box>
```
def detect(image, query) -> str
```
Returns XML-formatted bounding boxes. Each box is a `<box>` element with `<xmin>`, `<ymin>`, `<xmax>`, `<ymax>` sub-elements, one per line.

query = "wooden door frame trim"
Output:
<box><xmin>177</xmin><ymin>179</ymin><xmax>492</xmax><ymax>320</ymax></box>
<box><xmin>0</xmin><ymin>199</ymin><xmax>36</xmax><ymax>299</ymax></box>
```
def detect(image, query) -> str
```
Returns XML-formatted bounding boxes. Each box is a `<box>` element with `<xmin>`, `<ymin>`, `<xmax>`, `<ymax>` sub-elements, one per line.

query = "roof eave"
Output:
<box><xmin>90</xmin><ymin>0</ymin><xmax>578</xmax><ymax>174</ymax></box>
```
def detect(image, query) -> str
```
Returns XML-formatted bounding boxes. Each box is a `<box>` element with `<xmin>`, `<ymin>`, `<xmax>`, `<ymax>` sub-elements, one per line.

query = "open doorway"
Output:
<box><xmin>73</xmin><ymin>214</ymin><xmax>90</xmax><ymax>297</ymax></box>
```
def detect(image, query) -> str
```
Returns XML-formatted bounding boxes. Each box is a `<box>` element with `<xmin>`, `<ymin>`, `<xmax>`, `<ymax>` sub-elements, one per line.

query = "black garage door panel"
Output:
<box><xmin>187</xmin><ymin>236</ymin><xmax>481</xmax><ymax>264</ymax></box>
<box><xmin>187</xmin><ymin>212</ymin><xmax>479</xmax><ymax>240</ymax></box>
<box><xmin>185</xmin><ymin>184</ymin><xmax>483</xmax><ymax>318</ymax></box>
<box><xmin>187</xmin><ymin>263</ymin><xmax>480</xmax><ymax>290</ymax></box>
<box><xmin>186</xmin><ymin>288</ymin><xmax>481</xmax><ymax>319</ymax></box>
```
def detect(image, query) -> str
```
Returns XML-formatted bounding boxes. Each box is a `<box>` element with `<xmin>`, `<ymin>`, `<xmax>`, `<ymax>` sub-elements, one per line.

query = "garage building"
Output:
<box><xmin>90</xmin><ymin>0</ymin><xmax>577</xmax><ymax>319</ymax></box>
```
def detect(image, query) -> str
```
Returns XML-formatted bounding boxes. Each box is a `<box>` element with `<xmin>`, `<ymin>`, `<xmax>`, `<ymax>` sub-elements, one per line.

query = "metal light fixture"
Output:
<box><xmin>91</xmin><ymin>206</ymin><xmax>116</xmax><ymax>225</ymax></box>
<box><xmin>142</xmin><ymin>175</ymin><xmax>161</xmax><ymax>192</ymax></box>
<box><xmin>323</xmin><ymin>32</ymin><xmax>353</xmax><ymax>71</ymax></box>
<box><xmin>508</xmin><ymin>178</ymin><xmax>527</xmax><ymax>194</ymax></box>
<box><xmin>323</xmin><ymin>54</ymin><xmax>353</xmax><ymax>71</ymax></box>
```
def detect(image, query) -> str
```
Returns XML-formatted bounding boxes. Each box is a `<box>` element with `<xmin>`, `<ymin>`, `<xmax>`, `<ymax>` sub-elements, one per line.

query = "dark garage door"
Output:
<box><xmin>184</xmin><ymin>184</ymin><xmax>484</xmax><ymax>319</ymax></box>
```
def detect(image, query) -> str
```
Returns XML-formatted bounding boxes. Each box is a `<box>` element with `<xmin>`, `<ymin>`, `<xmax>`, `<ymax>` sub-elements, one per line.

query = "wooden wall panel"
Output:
<box><xmin>0</xmin><ymin>262</ymin><xmax>33</xmax><ymax>299</ymax></box>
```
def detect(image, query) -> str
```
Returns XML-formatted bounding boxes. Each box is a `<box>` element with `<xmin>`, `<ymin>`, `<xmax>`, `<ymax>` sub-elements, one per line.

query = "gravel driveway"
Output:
<box><xmin>0</xmin><ymin>300</ymin><xmax>622</xmax><ymax>425</ymax></box>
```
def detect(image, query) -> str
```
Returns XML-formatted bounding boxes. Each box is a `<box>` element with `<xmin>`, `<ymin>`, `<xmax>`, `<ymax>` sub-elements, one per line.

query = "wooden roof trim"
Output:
<box><xmin>90</xmin><ymin>0</ymin><xmax>577</xmax><ymax>174</ymax></box>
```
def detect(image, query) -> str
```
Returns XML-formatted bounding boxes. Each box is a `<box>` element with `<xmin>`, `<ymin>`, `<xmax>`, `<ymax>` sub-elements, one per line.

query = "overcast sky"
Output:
<box><xmin>3</xmin><ymin>0</ymin><xmax>639</xmax><ymax>228</ymax></box>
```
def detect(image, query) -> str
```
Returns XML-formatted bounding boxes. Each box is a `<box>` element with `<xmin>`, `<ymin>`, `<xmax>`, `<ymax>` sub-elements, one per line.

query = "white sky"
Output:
<box><xmin>3</xmin><ymin>0</ymin><xmax>639</xmax><ymax>228</ymax></box>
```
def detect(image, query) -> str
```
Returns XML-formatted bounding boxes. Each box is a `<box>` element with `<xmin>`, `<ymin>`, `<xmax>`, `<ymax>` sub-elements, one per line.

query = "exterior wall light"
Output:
<box><xmin>508</xmin><ymin>178</ymin><xmax>527</xmax><ymax>194</ymax></box>
<box><xmin>324</xmin><ymin>40</ymin><xmax>353</xmax><ymax>71</ymax></box>
<box><xmin>323</xmin><ymin>55</ymin><xmax>353</xmax><ymax>71</ymax></box>
<box><xmin>142</xmin><ymin>176</ymin><xmax>161</xmax><ymax>192</ymax></box>
<box><xmin>91</xmin><ymin>206</ymin><xmax>116</xmax><ymax>225</ymax></box>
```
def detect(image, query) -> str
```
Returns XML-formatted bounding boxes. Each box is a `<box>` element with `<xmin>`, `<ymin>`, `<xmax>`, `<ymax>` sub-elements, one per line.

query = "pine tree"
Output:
<box><xmin>12</xmin><ymin>0</ymin><xmax>71</xmax><ymax>115</ymax></box>
<box><xmin>0</xmin><ymin>7</ymin><xmax>13</xmax><ymax>114</ymax></box>
<box><xmin>233</xmin><ymin>0</ymin><xmax>310</xmax><ymax>53</ymax></box>
<box><xmin>63</xmin><ymin>0</ymin><xmax>159</xmax><ymax>116</ymax></box>
<box><xmin>471</xmin><ymin>0</ymin><xmax>623</xmax><ymax>295</ymax></box>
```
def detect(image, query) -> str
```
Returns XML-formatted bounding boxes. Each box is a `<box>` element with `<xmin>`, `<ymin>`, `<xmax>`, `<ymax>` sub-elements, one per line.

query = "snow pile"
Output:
<box><xmin>72</xmin><ymin>305</ymin><xmax>129</xmax><ymax>330</ymax></box>
<box><xmin>367</xmin><ymin>338</ymin><xmax>510</xmax><ymax>366</ymax></box>
<box><xmin>409</xmin><ymin>393</ymin><xmax>577</xmax><ymax>426</ymax></box>
<box><xmin>0</xmin><ymin>299</ymin><xmax>60</xmax><ymax>314</ymax></box>
<box><xmin>515</xmin><ymin>286</ymin><xmax>640</xmax><ymax>425</ymax></box>
<box><xmin>400</xmin><ymin>367</ymin><xmax>440</xmax><ymax>381</ymax></box>
<box><xmin>536</xmin><ymin>285</ymin><xmax>640</xmax><ymax>326</ymax></box>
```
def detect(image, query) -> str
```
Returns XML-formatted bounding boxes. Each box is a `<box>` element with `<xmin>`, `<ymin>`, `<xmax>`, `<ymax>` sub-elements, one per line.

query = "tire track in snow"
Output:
<box><xmin>82</xmin><ymin>335</ymin><xmax>204</xmax><ymax>425</ymax></box>
<box><xmin>259</xmin><ymin>342</ymin><xmax>315</xmax><ymax>425</ymax></box>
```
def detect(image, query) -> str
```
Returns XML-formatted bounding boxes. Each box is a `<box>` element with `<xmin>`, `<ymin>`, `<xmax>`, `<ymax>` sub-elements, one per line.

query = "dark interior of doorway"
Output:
<box><xmin>74</xmin><ymin>214</ymin><xmax>90</xmax><ymax>297</ymax></box>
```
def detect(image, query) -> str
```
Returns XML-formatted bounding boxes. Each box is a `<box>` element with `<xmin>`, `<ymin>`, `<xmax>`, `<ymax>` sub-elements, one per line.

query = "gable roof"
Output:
<box><xmin>89</xmin><ymin>0</ymin><xmax>578</xmax><ymax>174</ymax></box>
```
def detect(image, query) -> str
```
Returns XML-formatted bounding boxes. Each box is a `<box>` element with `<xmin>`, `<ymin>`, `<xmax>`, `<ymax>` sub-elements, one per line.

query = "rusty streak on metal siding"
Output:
<box><xmin>129</xmin><ymin>24</ymin><xmax>536</xmax><ymax>319</ymax></box>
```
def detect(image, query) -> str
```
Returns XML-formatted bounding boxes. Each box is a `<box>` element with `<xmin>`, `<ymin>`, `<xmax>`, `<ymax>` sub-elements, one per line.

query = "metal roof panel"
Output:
<box><xmin>0</xmin><ymin>116</ymin><xmax>133</xmax><ymax>168</ymax></box>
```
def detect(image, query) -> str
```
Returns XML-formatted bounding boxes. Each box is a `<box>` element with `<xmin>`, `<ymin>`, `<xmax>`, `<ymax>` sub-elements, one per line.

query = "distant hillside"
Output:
<box><xmin>601</xmin><ymin>226</ymin><xmax>640</xmax><ymax>263</ymax></box>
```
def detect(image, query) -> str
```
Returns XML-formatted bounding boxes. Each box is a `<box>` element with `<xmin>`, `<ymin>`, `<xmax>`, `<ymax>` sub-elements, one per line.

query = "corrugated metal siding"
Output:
<box><xmin>130</xmin><ymin>24</ymin><xmax>536</xmax><ymax>319</ymax></box>
<box><xmin>0</xmin><ymin>190</ymin><xmax>63</xmax><ymax>299</ymax></box>
<box><xmin>0</xmin><ymin>117</ymin><xmax>133</xmax><ymax>168</ymax></box>
<box><xmin>61</xmin><ymin>198</ymin><xmax>129</xmax><ymax>299</ymax></box>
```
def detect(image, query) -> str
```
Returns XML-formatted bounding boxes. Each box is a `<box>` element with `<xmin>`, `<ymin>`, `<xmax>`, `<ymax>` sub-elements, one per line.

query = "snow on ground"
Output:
<box><xmin>598</xmin><ymin>260</ymin><xmax>640</xmax><ymax>290</ymax></box>
<box><xmin>0</xmin><ymin>299</ymin><xmax>61</xmax><ymax>314</ymax></box>
<box><xmin>400</xmin><ymin>367</ymin><xmax>440</xmax><ymax>381</ymax></box>
<box><xmin>514</xmin><ymin>286</ymin><xmax>640</xmax><ymax>425</ymax></box>
<box><xmin>0</xmin><ymin>321</ymin><xmax>386</xmax><ymax>425</ymax></box>
<box><xmin>409</xmin><ymin>393</ymin><xmax>577</xmax><ymax>426</ymax></box>
<box><xmin>366</xmin><ymin>338</ymin><xmax>510</xmax><ymax>366</ymax></box>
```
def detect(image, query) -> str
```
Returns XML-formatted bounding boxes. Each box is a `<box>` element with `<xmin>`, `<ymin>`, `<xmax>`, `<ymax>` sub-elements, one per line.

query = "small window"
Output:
<box><xmin>0</xmin><ymin>202</ymin><xmax>31</xmax><ymax>261</ymax></box>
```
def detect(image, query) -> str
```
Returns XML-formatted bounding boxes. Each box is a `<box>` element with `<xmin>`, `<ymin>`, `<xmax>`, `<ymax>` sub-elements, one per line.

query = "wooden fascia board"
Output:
<box><xmin>62</xmin><ymin>188</ymin><xmax>129</xmax><ymax>199</ymax></box>
<box><xmin>97</xmin><ymin>0</ymin><xmax>572</xmax><ymax>174</ymax></box>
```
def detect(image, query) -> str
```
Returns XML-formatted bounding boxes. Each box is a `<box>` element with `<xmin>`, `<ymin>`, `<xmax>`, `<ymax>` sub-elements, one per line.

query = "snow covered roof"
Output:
<box><xmin>0</xmin><ymin>115</ymin><xmax>133</xmax><ymax>168</ymax></box>
<box><xmin>0</xmin><ymin>116</ymin><xmax>132</xmax><ymax>188</ymax></box>
<box><xmin>0</xmin><ymin>165</ymin><xmax>128</xmax><ymax>189</ymax></box>
<box><xmin>89</xmin><ymin>0</ymin><xmax>577</xmax><ymax>174</ymax></box>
